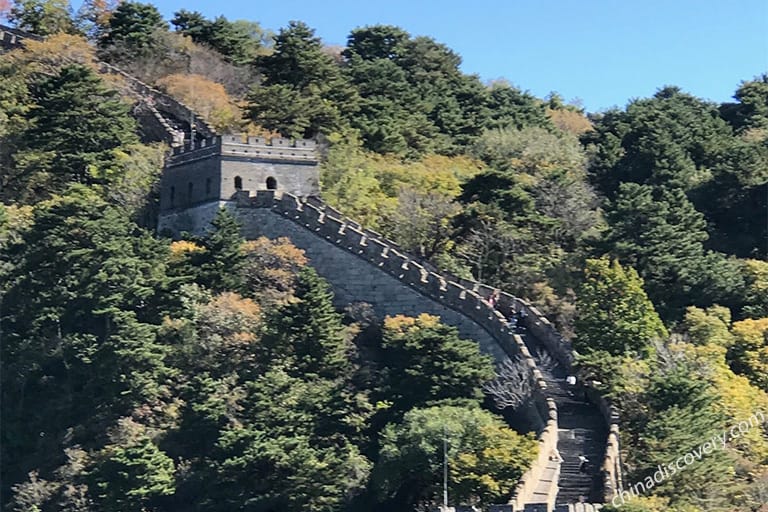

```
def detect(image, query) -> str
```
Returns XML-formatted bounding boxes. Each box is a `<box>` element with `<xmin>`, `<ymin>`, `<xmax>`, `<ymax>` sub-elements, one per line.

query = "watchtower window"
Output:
<box><xmin>170</xmin><ymin>186</ymin><xmax>175</xmax><ymax>207</ymax></box>
<box><xmin>206</xmin><ymin>177</ymin><xmax>212</xmax><ymax>196</ymax></box>
<box><xmin>187</xmin><ymin>182</ymin><xmax>194</xmax><ymax>204</ymax></box>
<box><xmin>266</xmin><ymin>176</ymin><xmax>277</xmax><ymax>190</ymax></box>
<box><xmin>234</xmin><ymin>176</ymin><xmax>243</xmax><ymax>190</ymax></box>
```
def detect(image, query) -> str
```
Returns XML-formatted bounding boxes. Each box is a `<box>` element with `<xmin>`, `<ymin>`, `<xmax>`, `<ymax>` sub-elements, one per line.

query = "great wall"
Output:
<box><xmin>0</xmin><ymin>24</ymin><xmax>623</xmax><ymax>512</ymax></box>
<box><xmin>159</xmin><ymin>187</ymin><xmax>621</xmax><ymax>511</ymax></box>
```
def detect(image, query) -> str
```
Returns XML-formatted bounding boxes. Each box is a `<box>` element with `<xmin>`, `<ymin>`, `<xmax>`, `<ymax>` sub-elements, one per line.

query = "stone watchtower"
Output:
<box><xmin>158</xmin><ymin>134</ymin><xmax>319</xmax><ymax>234</ymax></box>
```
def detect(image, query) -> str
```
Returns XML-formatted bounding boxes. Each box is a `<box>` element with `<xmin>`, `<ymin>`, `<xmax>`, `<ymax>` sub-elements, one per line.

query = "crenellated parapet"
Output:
<box><xmin>516</xmin><ymin>302</ymin><xmax>623</xmax><ymax>501</ymax></box>
<box><xmin>167</xmin><ymin>134</ymin><xmax>318</xmax><ymax>167</ymax></box>
<box><xmin>231</xmin><ymin>190</ymin><xmax>558</xmax><ymax>501</ymax></box>
<box><xmin>0</xmin><ymin>24</ymin><xmax>42</xmax><ymax>51</ymax></box>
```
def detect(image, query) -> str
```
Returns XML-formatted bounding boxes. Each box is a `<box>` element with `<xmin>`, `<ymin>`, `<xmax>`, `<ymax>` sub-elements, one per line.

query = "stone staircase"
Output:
<box><xmin>518</xmin><ymin>332</ymin><xmax>606</xmax><ymax>506</ymax></box>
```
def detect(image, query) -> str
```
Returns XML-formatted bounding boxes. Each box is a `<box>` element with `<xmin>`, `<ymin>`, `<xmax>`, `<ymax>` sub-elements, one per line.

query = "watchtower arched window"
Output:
<box><xmin>234</xmin><ymin>176</ymin><xmax>243</xmax><ymax>190</ymax></box>
<box><xmin>187</xmin><ymin>182</ymin><xmax>194</xmax><ymax>204</ymax></box>
<box><xmin>170</xmin><ymin>186</ymin><xmax>175</xmax><ymax>207</ymax></box>
<box><xmin>266</xmin><ymin>176</ymin><xmax>277</xmax><ymax>190</ymax></box>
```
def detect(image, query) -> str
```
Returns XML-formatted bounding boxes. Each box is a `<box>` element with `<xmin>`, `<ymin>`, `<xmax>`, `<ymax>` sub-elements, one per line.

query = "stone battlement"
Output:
<box><xmin>0</xmin><ymin>24</ymin><xmax>42</xmax><ymax>50</ymax></box>
<box><xmin>167</xmin><ymin>134</ymin><xmax>318</xmax><ymax>167</ymax></box>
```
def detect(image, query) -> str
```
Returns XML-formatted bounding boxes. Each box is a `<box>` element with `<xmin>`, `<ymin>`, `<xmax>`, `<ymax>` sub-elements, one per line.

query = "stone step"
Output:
<box><xmin>515</xmin><ymin>331</ymin><xmax>607</xmax><ymax>505</ymax></box>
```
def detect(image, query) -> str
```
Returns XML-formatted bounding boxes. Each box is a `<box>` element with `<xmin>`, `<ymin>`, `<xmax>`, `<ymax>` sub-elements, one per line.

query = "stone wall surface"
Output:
<box><xmin>162</xmin><ymin>198</ymin><xmax>508</xmax><ymax>361</ymax></box>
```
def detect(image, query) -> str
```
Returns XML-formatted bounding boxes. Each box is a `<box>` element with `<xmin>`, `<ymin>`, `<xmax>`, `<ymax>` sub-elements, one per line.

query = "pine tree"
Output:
<box><xmin>1</xmin><ymin>186</ymin><xmax>171</xmax><ymax>493</ymax></box>
<box><xmin>575</xmin><ymin>257</ymin><xmax>667</xmax><ymax>356</ymax></box>
<box><xmin>604</xmin><ymin>183</ymin><xmax>744</xmax><ymax>318</ymax></box>
<box><xmin>98</xmin><ymin>0</ymin><xmax>166</xmax><ymax>53</ymax></box>
<box><xmin>629</xmin><ymin>367</ymin><xmax>733</xmax><ymax>508</ymax></box>
<box><xmin>88</xmin><ymin>426</ymin><xmax>176</xmax><ymax>512</ymax></box>
<box><xmin>265</xmin><ymin>267</ymin><xmax>350</xmax><ymax>378</ymax></box>
<box><xmin>10</xmin><ymin>64</ymin><xmax>138</xmax><ymax>203</ymax></box>
<box><xmin>197</xmin><ymin>208</ymin><xmax>246</xmax><ymax>293</ymax></box>
<box><xmin>247</xmin><ymin>21</ymin><xmax>357</xmax><ymax>138</ymax></box>
<box><xmin>376</xmin><ymin>314</ymin><xmax>495</xmax><ymax>417</ymax></box>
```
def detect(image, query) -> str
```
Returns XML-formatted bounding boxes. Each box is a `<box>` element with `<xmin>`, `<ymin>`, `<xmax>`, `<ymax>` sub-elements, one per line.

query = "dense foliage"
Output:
<box><xmin>1</xmin><ymin>2</ymin><xmax>767</xmax><ymax>511</ymax></box>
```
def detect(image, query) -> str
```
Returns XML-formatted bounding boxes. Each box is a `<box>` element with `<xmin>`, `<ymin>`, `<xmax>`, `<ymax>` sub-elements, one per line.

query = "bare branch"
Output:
<box><xmin>483</xmin><ymin>356</ymin><xmax>534</xmax><ymax>411</ymax></box>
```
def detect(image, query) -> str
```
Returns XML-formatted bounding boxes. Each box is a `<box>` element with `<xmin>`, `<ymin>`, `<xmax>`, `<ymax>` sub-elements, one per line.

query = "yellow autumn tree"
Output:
<box><xmin>731</xmin><ymin>317</ymin><xmax>768</xmax><ymax>392</ymax></box>
<box><xmin>155</xmin><ymin>73</ymin><xmax>241</xmax><ymax>133</ymax></box>
<box><xmin>241</xmin><ymin>236</ymin><xmax>308</xmax><ymax>305</ymax></box>
<box><xmin>4</xmin><ymin>32</ymin><xmax>97</xmax><ymax>75</ymax></box>
<box><xmin>160</xmin><ymin>290</ymin><xmax>262</xmax><ymax>374</ymax></box>
<box><xmin>546</xmin><ymin>107</ymin><xmax>593</xmax><ymax>135</ymax></box>
<box><xmin>169</xmin><ymin>240</ymin><xmax>205</xmax><ymax>263</ymax></box>
<box><xmin>675</xmin><ymin>341</ymin><xmax>768</xmax><ymax>461</ymax></box>
<box><xmin>321</xmin><ymin>135</ymin><xmax>484</xmax><ymax>231</ymax></box>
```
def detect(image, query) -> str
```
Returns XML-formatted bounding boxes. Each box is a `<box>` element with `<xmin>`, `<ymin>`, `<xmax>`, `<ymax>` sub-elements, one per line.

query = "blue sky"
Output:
<box><xmin>84</xmin><ymin>1</ymin><xmax>767</xmax><ymax>112</ymax></box>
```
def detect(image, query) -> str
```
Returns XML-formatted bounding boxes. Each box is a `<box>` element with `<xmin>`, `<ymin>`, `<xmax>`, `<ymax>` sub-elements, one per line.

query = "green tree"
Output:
<box><xmin>1</xmin><ymin>187</ymin><xmax>171</xmax><ymax>494</ymax></box>
<box><xmin>196</xmin><ymin>208</ymin><xmax>246</xmax><ymax>293</ymax></box>
<box><xmin>721</xmin><ymin>74</ymin><xmax>768</xmax><ymax>132</ymax></box>
<box><xmin>583</xmin><ymin>86</ymin><xmax>733</xmax><ymax>199</ymax></box>
<box><xmin>7</xmin><ymin>64</ymin><xmax>139</xmax><ymax>204</ymax></box>
<box><xmin>192</xmin><ymin>367</ymin><xmax>371</xmax><ymax>512</ymax></box>
<box><xmin>344</xmin><ymin>54</ymin><xmax>439</xmax><ymax>155</ymax></box>
<box><xmin>575</xmin><ymin>258</ymin><xmax>667</xmax><ymax>356</ymax></box>
<box><xmin>342</xmin><ymin>25</ymin><xmax>500</xmax><ymax>156</ymax></box>
<box><xmin>582</xmin><ymin>83</ymin><xmax>767</xmax><ymax>259</ymax></box>
<box><xmin>628</xmin><ymin>366</ymin><xmax>734</xmax><ymax>508</ymax></box>
<box><xmin>740</xmin><ymin>259</ymin><xmax>768</xmax><ymax>318</ymax></box>
<box><xmin>245</xmin><ymin>83</ymin><xmax>314</xmax><ymax>139</ymax></box>
<box><xmin>343</xmin><ymin>25</ymin><xmax>409</xmax><ymax>61</ymax></box>
<box><xmin>485</xmin><ymin>80</ymin><xmax>551</xmax><ymax>130</ymax></box>
<box><xmin>373</xmin><ymin>405</ymin><xmax>536</xmax><ymax>509</ymax></box>
<box><xmin>691</xmin><ymin>133</ymin><xmax>768</xmax><ymax>258</ymax></box>
<box><xmin>98</xmin><ymin>1</ymin><xmax>166</xmax><ymax>54</ymax></box>
<box><xmin>375</xmin><ymin>314</ymin><xmax>495</xmax><ymax>416</ymax></box>
<box><xmin>247</xmin><ymin>20</ymin><xmax>356</xmax><ymax>138</ymax></box>
<box><xmin>264</xmin><ymin>267</ymin><xmax>351</xmax><ymax>378</ymax></box>
<box><xmin>88</xmin><ymin>420</ymin><xmax>176</xmax><ymax>512</ymax></box>
<box><xmin>171</xmin><ymin>10</ymin><xmax>269</xmax><ymax>65</ymax></box>
<box><xmin>603</xmin><ymin>183</ymin><xmax>744</xmax><ymax>318</ymax></box>
<box><xmin>9</xmin><ymin>0</ymin><xmax>75</xmax><ymax>35</ymax></box>
<box><xmin>257</xmin><ymin>20</ymin><xmax>338</xmax><ymax>89</ymax></box>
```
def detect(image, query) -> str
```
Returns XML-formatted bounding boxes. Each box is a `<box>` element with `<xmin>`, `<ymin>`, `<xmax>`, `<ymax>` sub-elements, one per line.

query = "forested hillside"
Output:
<box><xmin>1</xmin><ymin>1</ymin><xmax>767</xmax><ymax>511</ymax></box>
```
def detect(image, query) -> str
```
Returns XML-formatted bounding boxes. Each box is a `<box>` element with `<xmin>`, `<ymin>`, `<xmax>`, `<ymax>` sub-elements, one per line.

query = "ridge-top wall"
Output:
<box><xmin>158</xmin><ymin>192</ymin><xmax>562</xmax><ymax>508</ymax></box>
<box><xmin>158</xmin><ymin>197</ymin><xmax>509</xmax><ymax>362</ymax></box>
